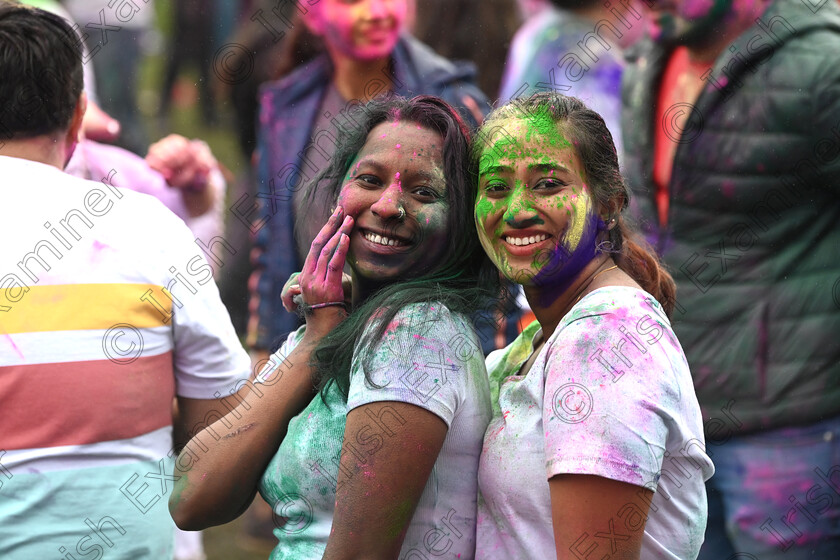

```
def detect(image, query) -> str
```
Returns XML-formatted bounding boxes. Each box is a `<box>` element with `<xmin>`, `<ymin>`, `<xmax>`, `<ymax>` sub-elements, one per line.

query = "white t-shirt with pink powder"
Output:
<box><xmin>476</xmin><ymin>286</ymin><xmax>714</xmax><ymax>559</ymax></box>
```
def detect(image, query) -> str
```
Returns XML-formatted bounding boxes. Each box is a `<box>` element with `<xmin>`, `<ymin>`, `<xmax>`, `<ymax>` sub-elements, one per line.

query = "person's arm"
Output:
<box><xmin>169</xmin><ymin>207</ymin><xmax>354</xmax><ymax>529</ymax></box>
<box><xmin>540</xmin><ymin>306</ymin><xmax>677</xmax><ymax>560</ymax></box>
<box><xmin>549</xmin><ymin>474</ymin><xmax>652</xmax><ymax>560</ymax></box>
<box><xmin>322</xmin><ymin>401</ymin><xmax>448</xmax><ymax>559</ymax></box>
<box><xmin>168</xmin><ymin>332</ymin><xmax>333</xmax><ymax>530</ymax></box>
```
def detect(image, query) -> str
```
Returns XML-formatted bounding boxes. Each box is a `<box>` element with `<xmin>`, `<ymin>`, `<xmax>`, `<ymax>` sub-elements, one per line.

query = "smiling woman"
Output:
<box><xmin>169</xmin><ymin>95</ymin><xmax>500</xmax><ymax>560</ymax></box>
<box><xmin>471</xmin><ymin>93</ymin><xmax>715</xmax><ymax>560</ymax></box>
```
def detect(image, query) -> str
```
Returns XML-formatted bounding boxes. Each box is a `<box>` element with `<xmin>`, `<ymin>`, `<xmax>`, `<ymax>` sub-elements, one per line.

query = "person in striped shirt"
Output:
<box><xmin>0</xmin><ymin>4</ymin><xmax>252</xmax><ymax>558</ymax></box>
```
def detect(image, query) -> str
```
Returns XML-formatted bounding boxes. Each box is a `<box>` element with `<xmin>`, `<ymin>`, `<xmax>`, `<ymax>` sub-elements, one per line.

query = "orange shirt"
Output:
<box><xmin>653</xmin><ymin>47</ymin><xmax>712</xmax><ymax>226</ymax></box>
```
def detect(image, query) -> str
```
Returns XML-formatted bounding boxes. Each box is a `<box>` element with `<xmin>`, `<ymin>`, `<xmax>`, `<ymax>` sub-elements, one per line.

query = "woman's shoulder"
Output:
<box><xmin>562</xmin><ymin>286</ymin><xmax>670</xmax><ymax>330</ymax></box>
<box><xmin>381</xmin><ymin>302</ymin><xmax>473</xmax><ymax>337</ymax></box>
<box><xmin>547</xmin><ymin>286</ymin><xmax>680</xmax><ymax>360</ymax></box>
<box><xmin>371</xmin><ymin>301</ymin><xmax>481</xmax><ymax>349</ymax></box>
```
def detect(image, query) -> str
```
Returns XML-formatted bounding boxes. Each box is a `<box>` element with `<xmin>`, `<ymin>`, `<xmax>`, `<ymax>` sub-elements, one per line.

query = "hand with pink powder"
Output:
<box><xmin>281</xmin><ymin>271</ymin><xmax>353</xmax><ymax>314</ymax></box>
<box><xmin>297</xmin><ymin>206</ymin><xmax>354</xmax><ymax>334</ymax></box>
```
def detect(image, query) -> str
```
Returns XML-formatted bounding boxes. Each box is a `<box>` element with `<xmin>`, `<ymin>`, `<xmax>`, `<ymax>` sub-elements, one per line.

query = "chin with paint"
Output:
<box><xmin>169</xmin><ymin>96</ymin><xmax>496</xmax><ymax>560</ymax></box>
<box><xmin>471</xmin><ymin>93</ymin><xmax>715</xmax><ymax>560</ymax></box>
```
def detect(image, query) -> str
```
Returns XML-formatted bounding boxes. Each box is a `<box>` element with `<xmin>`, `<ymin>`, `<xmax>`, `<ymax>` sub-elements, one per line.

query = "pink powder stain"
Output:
<box><xmin>4</xmin><ymin>334</ymin><xmax>24</xmax><ymax>360</ymax></box>
<box><xmin>395</xmin><ymin>144</ymin><xmax>401</xmax><ymax>149</ymax></box>
<box><xmin>201</xmin><ymin>473</ymin><xmax>207</xmax><ymax>481</ymax></box>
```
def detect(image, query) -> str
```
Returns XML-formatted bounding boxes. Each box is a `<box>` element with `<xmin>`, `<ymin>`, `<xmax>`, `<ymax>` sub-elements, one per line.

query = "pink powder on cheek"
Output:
<box><xmin>396</xmin><ymin>144</ymin><xmax>401</xmax><ymax>149</ymax></box>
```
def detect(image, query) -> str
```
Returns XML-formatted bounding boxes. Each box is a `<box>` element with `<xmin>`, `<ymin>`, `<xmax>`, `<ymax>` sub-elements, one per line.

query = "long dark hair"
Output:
<box><xmin>472</xmin><ymin>92</ymin><xmax>677</xmax><ymax>316</ymax></box>
<box><xmin>301</xmin><ymin>95</ymin><xmax>499</xmax><ymax>399</ymax></box>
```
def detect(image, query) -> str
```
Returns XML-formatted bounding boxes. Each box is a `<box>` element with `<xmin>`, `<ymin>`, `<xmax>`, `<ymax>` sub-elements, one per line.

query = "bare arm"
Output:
<box><xmin>169</xmin><ymin>207</ymin><xmax>354</xmax><ymax>529</ymax></box>
<box><xmin>169</xmin><ymin>333</ymin><xmax>330</xmax><ymax>529</ymax></box>
<box><xmin>549</xmin><ymin>474</ymin><xmax>652</xmax><ymax>560</ymax></box>
<box><xmin>322</xmin><ymin>401</ymin><xmax>448</xmax><ymax>560</ymax></box>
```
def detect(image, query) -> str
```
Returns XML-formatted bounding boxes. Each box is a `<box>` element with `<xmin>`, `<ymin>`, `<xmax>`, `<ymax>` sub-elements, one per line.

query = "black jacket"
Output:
<box><xmin>622</xmin><ymin>0</ymin><xmax>840</xmax><ymax>435</ymax></box>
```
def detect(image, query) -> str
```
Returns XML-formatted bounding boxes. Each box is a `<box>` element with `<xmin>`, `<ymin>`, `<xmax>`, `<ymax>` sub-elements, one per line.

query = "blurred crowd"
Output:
<box><xmin>2</xmin><ymin>0</ymin><xmax>840</xmax><ymax>559</ymax></box>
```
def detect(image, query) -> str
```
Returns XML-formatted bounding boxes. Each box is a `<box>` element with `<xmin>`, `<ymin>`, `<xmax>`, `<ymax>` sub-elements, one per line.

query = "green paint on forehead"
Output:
<box><xmin>478</xmin><ymin>112</ymin><xmax>574</xmax><ymax>174</ymax></box>
<box><xmin>522</xmin><ymin>104</ymin><xmax>569</xmax><ymax>145</ymax></box>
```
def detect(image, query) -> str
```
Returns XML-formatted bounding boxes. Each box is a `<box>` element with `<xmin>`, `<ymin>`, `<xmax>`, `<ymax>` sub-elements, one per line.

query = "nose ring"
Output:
<box><xmin>397</xmin><ymin>206</ymin><xmax>406</xmax><ymax>220</ymax></box>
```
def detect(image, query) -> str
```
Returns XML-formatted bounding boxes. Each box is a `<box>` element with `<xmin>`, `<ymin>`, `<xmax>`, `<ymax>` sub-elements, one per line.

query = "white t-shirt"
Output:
<box><xmin>477</xmin><ymin>287</ymin><xmax>714</xmax><ymax>559</ymax></box>
<box><xmin>256</xmin><ymin>303</ymin><xmax>492</xmax><ymax>560</ymax></box>
<box><xmin>0</xmin><ymin>156</ymin><xmax>250</xmax><ymax>558</ymax></box>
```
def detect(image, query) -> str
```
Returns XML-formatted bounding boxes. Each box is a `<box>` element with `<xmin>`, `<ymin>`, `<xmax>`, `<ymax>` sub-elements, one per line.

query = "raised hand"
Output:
<box><xmin>146</xmin><ymin>134</ymin><xmax>217</xmax><ymax>192</ymax></box>
<box><xmin>282</xmin><ymin>271</ymin><xmax>353</xmax><ymax>314</ymax></box>
<box><xmin>298</xmin><ymin>206</ymin><xmax>354</xmax><ymax>335</ymax></box>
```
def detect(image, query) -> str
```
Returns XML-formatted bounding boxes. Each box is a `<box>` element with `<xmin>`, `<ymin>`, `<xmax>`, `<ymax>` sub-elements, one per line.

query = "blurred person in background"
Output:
<box><xmin>213</xmin><ymin>0</ymin><xmax>293</xmax><ymax>339</ymax></box>
<box><xmin>63</xmin><ymin>0</ymin><xmax>155</xmax><ymax>153</ymax></box>
<box><xmin>410</xmin><ymin>0</ymin><xmax>521</xmax><ymax>99</ymax></box>
<box><xmin>622</xmin><ymin>0</ymin><xmax>840</xmax><ymax>557</ymax></box>
<box><xmin>159</xmin><ymin>0</ymin><xmax>218</xmax><ymax>126</ymax></box>
<box><xmin>499</xmin><ymin>0</ymin><xmax>647</xmax><ymax>162</ymax></box>
<box><xmin>68</xmin><ymin>128</ymin><xmax>227</xmax><ymax>275</ymax></box>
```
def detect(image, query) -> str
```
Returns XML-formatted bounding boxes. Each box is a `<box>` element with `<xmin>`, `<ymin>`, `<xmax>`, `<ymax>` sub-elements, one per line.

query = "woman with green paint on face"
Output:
<box><xmin>472</xmin><ymin>92</ymin><xmax>715</xmax><ymax>560</ymax></box>
<box><xmin>169</xmin><ymin>95</ymin><xmax>497</xmax><ymax>560</ymax></box>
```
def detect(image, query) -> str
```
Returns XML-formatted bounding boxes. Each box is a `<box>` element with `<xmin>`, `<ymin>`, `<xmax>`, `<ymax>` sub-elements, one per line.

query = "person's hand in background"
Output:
<box><xmin>146</xmin><ymin>135</ymin><xmax>218</xmax><ymax>217</ymax></box>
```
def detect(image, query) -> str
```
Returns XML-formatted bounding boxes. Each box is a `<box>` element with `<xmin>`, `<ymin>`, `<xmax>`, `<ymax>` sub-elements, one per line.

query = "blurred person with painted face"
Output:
<box><xmin>499</xmin><ymin>0</ymin><xmax>647</xmax><ymax>162</ymax></box>
<box><xmin>622</xmin><ymin>0</ymin><xmax>840</xmax><ymax>557</ymax></box>
<box><xmin>248</xmin><ymin>0</ymin><xmax>497</xmax><ymax>363</ymax></box>
<box><xmin>472</xmin><ymin>92</ymin><xmax>713</xmax><ymax>559</ymax></box>
<box><xmin>170</xmin><ymin>96</ymin><xmax>496</xmax><ymax>559</ymax></box>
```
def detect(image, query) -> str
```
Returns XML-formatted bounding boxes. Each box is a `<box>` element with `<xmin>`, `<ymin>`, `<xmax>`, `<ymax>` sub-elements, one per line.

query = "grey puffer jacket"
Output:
<box><xmin>621</xmin><ymin>0</ymin><xmax>840</xmax><ymax>435</ymax></box>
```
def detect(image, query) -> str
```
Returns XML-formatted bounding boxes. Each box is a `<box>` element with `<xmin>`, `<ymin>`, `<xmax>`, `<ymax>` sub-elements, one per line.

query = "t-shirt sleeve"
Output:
<box><xmin>541</xmin><ymin>303</ymin><xmax>682</xmax><ymax>490</ymax></box>
<box><xmin>346</xmin><ymin>304</ymin><xmax>475</xmax><ymax>428</ymax></box>
<box><xmin>144</xmin><ymin>198</ymin><xmax>252</xmax><ymax>398</ymax></box>
<box><xmin>255</xmin><ymin>326</ymin><xmax>306</xmax><ymax>385</ymax></box>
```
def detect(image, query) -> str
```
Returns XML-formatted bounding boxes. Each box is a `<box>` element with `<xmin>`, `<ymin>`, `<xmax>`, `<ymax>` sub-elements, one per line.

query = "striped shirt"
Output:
<box><xmin>0</xmin><ymin>156</ymin><xmax>250</xmax><ymax>559</ymax></box>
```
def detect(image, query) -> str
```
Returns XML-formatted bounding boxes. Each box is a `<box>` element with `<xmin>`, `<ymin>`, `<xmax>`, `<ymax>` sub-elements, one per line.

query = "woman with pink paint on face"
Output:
<box><xmin>472</xmin><ymin>93</ymin><xmax>714</xmax><ymax>559</ymax></box>
<box><xmin>170</xmin><ymin>96</ymin><xmax>497</xmax><ymax>560</ymax></box>
<box><xmin>249</xmin><ymin>0</ymin><xmax>497</xmax><ymax>364</ymax></box>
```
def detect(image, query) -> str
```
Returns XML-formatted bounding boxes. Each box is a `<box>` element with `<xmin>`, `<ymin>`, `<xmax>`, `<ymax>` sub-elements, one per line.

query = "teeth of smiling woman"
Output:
<box><xmin>507</xmin><ymin>234</ymin><xmax>547</xmax><ymax>246</ymax></box>
<box><xmin>365</xmin><ymin>232</ymin><xmax>402</xmax><ymax>246</ymax></box>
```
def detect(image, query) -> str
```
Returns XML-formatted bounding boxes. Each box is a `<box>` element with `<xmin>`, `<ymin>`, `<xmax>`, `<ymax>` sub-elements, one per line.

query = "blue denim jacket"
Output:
<box><xmin>249</xmin><ymin>35</ymin><xmax>492</xmax><ymax>351</ymax></box>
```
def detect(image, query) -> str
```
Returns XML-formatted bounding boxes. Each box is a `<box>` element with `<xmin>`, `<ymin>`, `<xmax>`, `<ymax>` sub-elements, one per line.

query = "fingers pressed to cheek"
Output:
<box><xmin>326</xmin><ymin>233</ymin><xmax>350</xmax><ymax>284</ymax></box>
<box><xmin>316</xmin><ymin>229</ymin><xmax>344</xmax><ymax>278</ymax></box>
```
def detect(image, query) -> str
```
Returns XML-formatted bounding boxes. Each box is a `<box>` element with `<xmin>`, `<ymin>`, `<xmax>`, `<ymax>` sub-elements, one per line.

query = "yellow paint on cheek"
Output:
<box><xmin>563</xmin><ymin>191</ymin><xmax>591</xmax><ymax>251</ymax></box>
